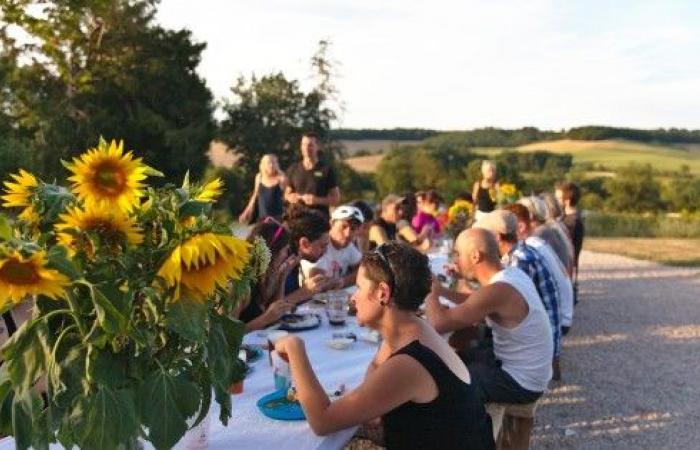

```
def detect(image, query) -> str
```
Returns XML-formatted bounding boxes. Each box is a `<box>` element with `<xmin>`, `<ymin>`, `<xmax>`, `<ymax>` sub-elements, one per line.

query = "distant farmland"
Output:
<box><xmin>343</xmin><ymin>138</ymin><xmax>700</xmax><ymax>175</ymax></box>
<box><xmin>340</xmin><ymin>139</ymin><xmax>420</xmax><ymax>156</ymax></box>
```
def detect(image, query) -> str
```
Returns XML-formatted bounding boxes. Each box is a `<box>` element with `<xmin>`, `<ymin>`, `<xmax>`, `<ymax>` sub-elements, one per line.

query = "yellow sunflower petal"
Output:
<box><xmin>65</xmin><ymin>140</ymin><xmax>149</xmax><ymax>213</ymax></box>
<box><xmin>0</xmin><ymin>251</ymin><xmax>69</xmax><ymax>308</ymax></box>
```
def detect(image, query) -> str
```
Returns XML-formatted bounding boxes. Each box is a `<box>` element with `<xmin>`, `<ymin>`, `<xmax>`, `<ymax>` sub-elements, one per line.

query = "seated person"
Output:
<box><xmin>411</xmin><ymin>190</ymin><xmax>442</xmax><ymax>238</ymax></box>
<box><xmin>474</xmin><ymin>210</ymin><xmax>563</xmax><ymax>366</ymax></box>
<box><xmin>349</xmin><ymin>199</ymin><xmax>374</xmax><ymax>253</ymax></box>
<box><xmin>504</xmin><ymin>203</ymin><xmax>574</xmax><ymax>336</ymax></box>
<box><xmin>369</xmin><ymin>194</ymin><xmax>430</xmax><ymax>252</ymax></box>
<box><xmin>300</xmin><ymin>205</ymin><xmax>364</xmax><ymax>289</ymax></box>
<box><xmin>274</xmin><ymin>242</ymin><xmax>494</xmax><ymax>449</ymax></box>
<box><xmin>235</xmin><ymin>220</ymin><xmax>300</xmax><ymax>332</ymax></box>
<box><xmin>425</xmin><ymin>228</ymin><xmax>553</xmax><ymax>404</ymax></box>
<box><xmin>282</xmin><ymin>205</ymin><xmax>337</xmax><ymax>299</ymax></box>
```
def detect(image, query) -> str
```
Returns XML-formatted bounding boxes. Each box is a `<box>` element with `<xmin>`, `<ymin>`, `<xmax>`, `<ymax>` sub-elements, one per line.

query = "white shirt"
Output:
<box><xmin>486</xmin><ymin>267</ymin><xmax>554</xmax><ymax>392</ymax></box>
<box><xmin>300</xmin><ymin>241</ymin><xmax>362</xmax><ymax>280</ymax></box>
<box><xmin>527</xmin><ymin>236</ymin><xmax>574</xmax><ymax>327</ymax></box>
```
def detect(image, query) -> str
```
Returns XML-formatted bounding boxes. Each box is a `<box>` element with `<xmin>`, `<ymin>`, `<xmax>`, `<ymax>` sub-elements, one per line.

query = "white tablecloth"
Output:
<box><xmin>0</xmin><ymin>252</ymin><xmax>451</xmax><ymax>450</ymax></box>
<box><xmin>0</xmin><ymin>305</ymin><xmax>377</xmax><ymax>450</ymax></box>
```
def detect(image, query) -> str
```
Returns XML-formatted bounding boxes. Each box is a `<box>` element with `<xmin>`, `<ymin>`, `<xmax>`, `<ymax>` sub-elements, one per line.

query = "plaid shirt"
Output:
<box><xmin>505</xmin><ymin>241</ymin><xmax>562</xmax><ymax>357</ymax></box>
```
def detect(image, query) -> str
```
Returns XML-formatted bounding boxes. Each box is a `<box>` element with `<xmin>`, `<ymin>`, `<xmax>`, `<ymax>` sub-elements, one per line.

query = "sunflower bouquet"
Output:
<box><xmin>496</xmin><ymin>182</ymin><xmax>520</xmax><ymax>206</ymax></box>
<box><xmin>444</xmin><ymin>199</ymin><xmax>473</xmax><ymax>239</ymax></box>
<box><xmin>0</xmin><ymin>139</ymin><xmax>266</xmax><ymax>450</ymax></box>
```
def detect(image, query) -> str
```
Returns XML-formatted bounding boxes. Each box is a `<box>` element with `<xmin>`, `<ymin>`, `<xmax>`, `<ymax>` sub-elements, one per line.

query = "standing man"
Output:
<box><xmin>556</xmin><ymin>182</ymin><xmax>585</xmax><ymax>304</ymax></box>
<box><xmin>285</xmin><ymin>132</ymin><xmax>341</xmax><ymax>219</ymax></box>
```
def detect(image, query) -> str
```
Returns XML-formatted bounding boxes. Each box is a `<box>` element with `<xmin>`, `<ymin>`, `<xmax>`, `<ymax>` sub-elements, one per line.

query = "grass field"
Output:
<box><xmin>342</xmin><ymin>138</ymin><xmax>700</xmax><ymax>174</ymax></box>
<box><xmin>339</xmin><ymin>139</ymin><xmax>419</xmax><ymax>156</ymax></box>
<box><xmin>518</xmin><ymin>139</ymin><xmax>700</xmax><ymax>174</ymax></box>
<box><xmin>584</xmin><ymin>238</ymin><xmax>700</xmax><ymax>267</ymax></box>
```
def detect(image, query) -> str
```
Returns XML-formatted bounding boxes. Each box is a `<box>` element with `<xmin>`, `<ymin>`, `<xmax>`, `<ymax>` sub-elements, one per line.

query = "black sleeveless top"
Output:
<box><xmin>476</xmin><ymin>183</ymin><xmax>496</xmax><ymax>213</ymax></box>
<box><xmin>257</xmin><ymin>182</ymin><xmax>284</xmax><ymax>221</ymax></box>
<box><xmin>382</xmin><ymin>341</ymin><xmax>495</xmax><ymax>450</ymax></box>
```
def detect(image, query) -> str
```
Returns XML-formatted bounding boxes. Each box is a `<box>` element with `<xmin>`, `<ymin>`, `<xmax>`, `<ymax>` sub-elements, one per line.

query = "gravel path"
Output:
<box><xmin>534</xmin><ymin>250</ymin><xmax>700</xmax><ymax>449</ymax></box>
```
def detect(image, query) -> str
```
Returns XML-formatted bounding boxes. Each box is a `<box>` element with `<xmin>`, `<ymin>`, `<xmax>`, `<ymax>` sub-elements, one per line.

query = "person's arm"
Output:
<box><xmin>435</xmin><ymin>282</ymin><xmax>471</xmax><ymax>305</ymax></box>
<box><xmin>276</xmin><ymin>336</ymin><xmax>426</xmax><ymax>436</ymax></box>
<box><xmin>368</xmin><ymin>224</ymin><xmax>389</xmax><ymax>247</ymax></box>
<box><xmin>244</xmin><ymin>299</ymin><xmax>293</xmax><ymax>332</ymax></box>
<box><xmin>471</xmin><ymin>181</ymin><xmax>480</xmax><ymax>212</ymax></box>
<box><xmin>425</xmin><ymin>279</ymin><xmax>494</xmax><ymax>333</ymax></box>
<box><xmin>301</xmin><ymin>186</ymin><xmax>341</xmax><ymax>208</ymax></box>
<box><xmin>397</xmin><ymin>221</ymin><xmax>431</xmax><ymax>252</ymax></box>
<box><xmin>284</xmin><ymin>168</ymin><xmax>300</xmax><ymax>204</ymax></box>
<box><xmin>238</xmin><ymin>174</ymin><xmax>261</xmax><ymax>223</ymax></box>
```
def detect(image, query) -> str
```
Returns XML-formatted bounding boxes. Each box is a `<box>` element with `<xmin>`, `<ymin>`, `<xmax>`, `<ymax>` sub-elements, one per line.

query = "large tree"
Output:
<box><xmin>218</xmin><ymin>41</ymin><xmax>339</xmax><ymax>181</ymax></box>
<box><xmin>0</xmin><ymin>0</ymin><xmax>215</xmax><ymax>182</ymax></box>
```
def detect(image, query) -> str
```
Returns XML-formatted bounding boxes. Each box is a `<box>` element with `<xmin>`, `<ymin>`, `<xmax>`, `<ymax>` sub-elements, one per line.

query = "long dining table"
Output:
<box><xmin>0</xmin><ymin>251</ymin><xmax>451</xmax><ymax>450</ymax></box>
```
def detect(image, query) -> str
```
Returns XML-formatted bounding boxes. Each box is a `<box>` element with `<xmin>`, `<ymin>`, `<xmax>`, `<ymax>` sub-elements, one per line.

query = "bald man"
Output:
<box><xmin>426</xmin><ymin>228</ymin><xmax>553</xmax><ymax>404</ymax></box>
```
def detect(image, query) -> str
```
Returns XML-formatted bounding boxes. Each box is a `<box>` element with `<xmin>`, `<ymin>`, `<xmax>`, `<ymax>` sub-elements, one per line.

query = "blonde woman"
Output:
<box><xmin>472</xmin><ymin>160</ymin><xmax>499</xmax><ymax>221</ymax></box>
<box><xmin>239</xmin><ymin>154</ymin><xmax>288</xmax><ymax>223</ymax></box>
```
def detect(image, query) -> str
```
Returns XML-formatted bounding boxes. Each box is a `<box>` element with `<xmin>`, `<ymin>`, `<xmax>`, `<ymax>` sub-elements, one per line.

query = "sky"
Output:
<box><xmin>156</xmin><ymin>0</ymin><xmax>700</xmax><ymax>130</ymax></box>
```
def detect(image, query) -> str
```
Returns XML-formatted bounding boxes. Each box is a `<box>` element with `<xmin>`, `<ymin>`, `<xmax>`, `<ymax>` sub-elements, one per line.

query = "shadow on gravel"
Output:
<box><xmin>532</xmin><ymin>258</ymin><xmax>700</xmax><ymax>449</ymax></box>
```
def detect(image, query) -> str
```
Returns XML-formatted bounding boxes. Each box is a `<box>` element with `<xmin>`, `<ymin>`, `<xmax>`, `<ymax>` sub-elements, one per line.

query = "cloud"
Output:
<box><xmin>157</xmin><ymin>0</ymin><xmax>700</xmax><ymax>129</ymax></box>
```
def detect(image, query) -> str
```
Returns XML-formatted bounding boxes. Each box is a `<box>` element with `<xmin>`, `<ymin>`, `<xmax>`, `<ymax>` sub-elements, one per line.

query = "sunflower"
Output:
<box><xmin>55</xmin><ymin>205</ymin><xmax>143</xmax><ymax>254</ymax></box>
<box><xmin>2</xmin><ymin>169</ymin><xmax>39</xmax><ymax>222</ymax></box>
<box><xmin>0</xmin><ymin>250</ymin><xmax>69</xmax><ymax>309</ymax></box>
<box><xmin>157</xmin><ymin>233</ymin><xmax>250</xmax><ymax>300</ymax></box>
<box><xmin>194</xmin><ymin>178</ymin><xmax>223</xmax><ymax>202</ymax></box>
<box><xmin>64</xmin><ymin>140</ymin><xmax>148</xmax><ymax>213</ymax></box>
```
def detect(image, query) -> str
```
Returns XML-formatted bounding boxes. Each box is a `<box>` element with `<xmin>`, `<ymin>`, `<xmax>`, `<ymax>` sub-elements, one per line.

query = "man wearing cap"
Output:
<box><xmin>473</xmin><ymin>210</ymin><xmax>563</xmax><ymax>371</ymax></box>
<box><xmin>300</xmin><ymin>205</ymin><xmax>364</xmax><ymax>288</ymax></box>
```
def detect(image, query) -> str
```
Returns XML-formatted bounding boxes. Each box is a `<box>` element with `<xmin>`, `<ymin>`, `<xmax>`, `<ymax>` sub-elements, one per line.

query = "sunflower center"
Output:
<box><xmin>93</xmin><ymin>163</ymin><xmax>127</xmax><ymax>196</ymax></box>
<box><xmin>85</xmin><ymin>219</ymin><xmax>124</xmax><ymax>240</ymax></box>
<box><xmin>0</xmin><ymin>259</ymin><xmax>41</xmax><ymax>285</ymax></box>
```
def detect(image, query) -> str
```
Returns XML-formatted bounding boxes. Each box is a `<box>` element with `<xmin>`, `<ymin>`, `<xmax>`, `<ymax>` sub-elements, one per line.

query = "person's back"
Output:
<box><xmin>486</xmin><ymin>267</ymin><xmax>554</xmax><ymax>393</ymax></box>
<box><xmin>533</xmin><ymin>221</ymin><xmax>573</xmax><ymax>272</ymax></box>
<box><xmin>526</xmin><ymin>236</ymin><xmax>574</xmax><ymax>332</ymax></box>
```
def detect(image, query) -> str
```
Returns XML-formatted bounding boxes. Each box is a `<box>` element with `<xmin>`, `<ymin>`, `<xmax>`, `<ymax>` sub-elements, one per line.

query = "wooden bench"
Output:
<box><xmin>486</xmin><ymin>401</ymin><xmax>539</xmax><ymax>450</ymax></box>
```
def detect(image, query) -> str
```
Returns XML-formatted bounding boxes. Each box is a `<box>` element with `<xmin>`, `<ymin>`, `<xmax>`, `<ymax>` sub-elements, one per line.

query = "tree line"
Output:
<box><xmin>337</xmin><ymin>126</ymin><xmax>700</xmax><ymax>148</ymax></box>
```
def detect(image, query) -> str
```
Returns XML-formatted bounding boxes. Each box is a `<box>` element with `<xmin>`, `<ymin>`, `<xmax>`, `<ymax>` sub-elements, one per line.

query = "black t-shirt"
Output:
<box><xmin>287</xmin><ymin>161</ymin><xmax>338</xmax><ymax>216</ymax></box>
<box><xmin>562</xmin><ymin>211</ymin><xmax>584</xmax><ymax>266</ymax></box>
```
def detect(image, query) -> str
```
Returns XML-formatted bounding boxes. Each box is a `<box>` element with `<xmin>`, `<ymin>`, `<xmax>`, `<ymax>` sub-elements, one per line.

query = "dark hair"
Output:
<box><xmin>423</xmin><ymin>190</ymin><xmax>442</xmax><ymax>206</ymax></box>
<box><xmin>301</xmin><ymin>131</ymin><xmax>319</xmax><ymax>140</ymax></box>
<box><xmin>398</xmin><ymin>192</ymin><xmax>417</xmax><ymax>221</ymax></box>
<box><xmin>360</xmin><ymin>242</ymin><xmax>431</xmax><ymax>311</ymax></box>
<box><xmin>283</xmin><ymin>204</ymin><xmax>330</xmax><ymax>253</ymax></box>
<box><xmin>247</xmin><ymin>220</ymin><xmax>290</xmax><ymax>257</ymax></box>
<box><xmin>559</xmin><ymin>182</ymin><xmax>581</xmax><ymax>207</ymax></box>
<box><xmin>350</xmin><ymin>200</ymin><xmax>374</xmax><ymax>223</ymax></box>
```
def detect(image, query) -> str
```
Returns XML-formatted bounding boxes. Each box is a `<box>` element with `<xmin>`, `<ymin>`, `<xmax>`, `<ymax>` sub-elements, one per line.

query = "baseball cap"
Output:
<box><xmin>473</xmin><ymin>210</ymin><xmax>518</xmax><ymax>236</ymax></box>
<box><xmin>331</xmin><ymin>205</ymin><xmax>365</xmax><ymax>224</ymax></box>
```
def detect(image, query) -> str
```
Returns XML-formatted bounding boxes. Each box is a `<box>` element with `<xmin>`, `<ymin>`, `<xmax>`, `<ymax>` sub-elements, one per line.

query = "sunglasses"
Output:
<box><xmin>373</xmin><ymin>244</ymin><xmax>396</xmax><ymax>295</ymax></box>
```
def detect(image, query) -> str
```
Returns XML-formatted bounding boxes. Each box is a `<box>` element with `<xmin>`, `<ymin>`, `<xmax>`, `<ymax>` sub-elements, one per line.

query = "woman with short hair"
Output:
<box><xmin>274</xmin><ymin>242</ymin><xmax>494</xmax><ymax>449</ymax></box>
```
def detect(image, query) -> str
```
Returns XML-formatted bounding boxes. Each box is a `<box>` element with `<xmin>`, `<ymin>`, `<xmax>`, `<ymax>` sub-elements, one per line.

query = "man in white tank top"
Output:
<box><xmin>426</xmin><ymin>228</ymin><xmax>553</xmax><ymax>403</ymax></box>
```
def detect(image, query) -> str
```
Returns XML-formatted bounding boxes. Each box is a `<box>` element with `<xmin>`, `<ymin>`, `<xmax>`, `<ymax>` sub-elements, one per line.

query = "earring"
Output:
<box><xmin>379</xmin><ymin>300</ymin><xmax>387</xmax><ymax>307</ymax></box>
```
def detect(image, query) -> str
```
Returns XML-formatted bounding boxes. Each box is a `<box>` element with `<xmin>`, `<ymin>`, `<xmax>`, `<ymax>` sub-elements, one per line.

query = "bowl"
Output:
<box><xmin>326</xmin><ymin>337</ymin><xmax>354</xmax><ymax>350</ymax></box>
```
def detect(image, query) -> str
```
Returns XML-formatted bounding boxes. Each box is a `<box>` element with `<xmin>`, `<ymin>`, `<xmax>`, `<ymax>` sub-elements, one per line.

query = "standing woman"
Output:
<box><xmin>472</xmin><ymin>160</ymin><xmax>499</xmax><ymax>221</ymax></box>
<box><xmin>239</xmin><ymin>154</ymin><xmax>287</xmax><ymax>224</ymax></box>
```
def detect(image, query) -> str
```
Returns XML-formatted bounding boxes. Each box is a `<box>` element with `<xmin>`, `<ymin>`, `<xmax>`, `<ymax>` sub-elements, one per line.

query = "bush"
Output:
<box><xmin>584</xmin><ymin>212</ymin><xmax>700</xmax><ymax>238</ymax></box>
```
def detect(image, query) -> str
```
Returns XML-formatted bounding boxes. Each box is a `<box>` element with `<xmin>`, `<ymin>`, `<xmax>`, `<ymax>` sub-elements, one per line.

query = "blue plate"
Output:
<box><xmin>257</xmin><ymin>389</ymin><xmax>306</xmax><ymax>421</ymax></box>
